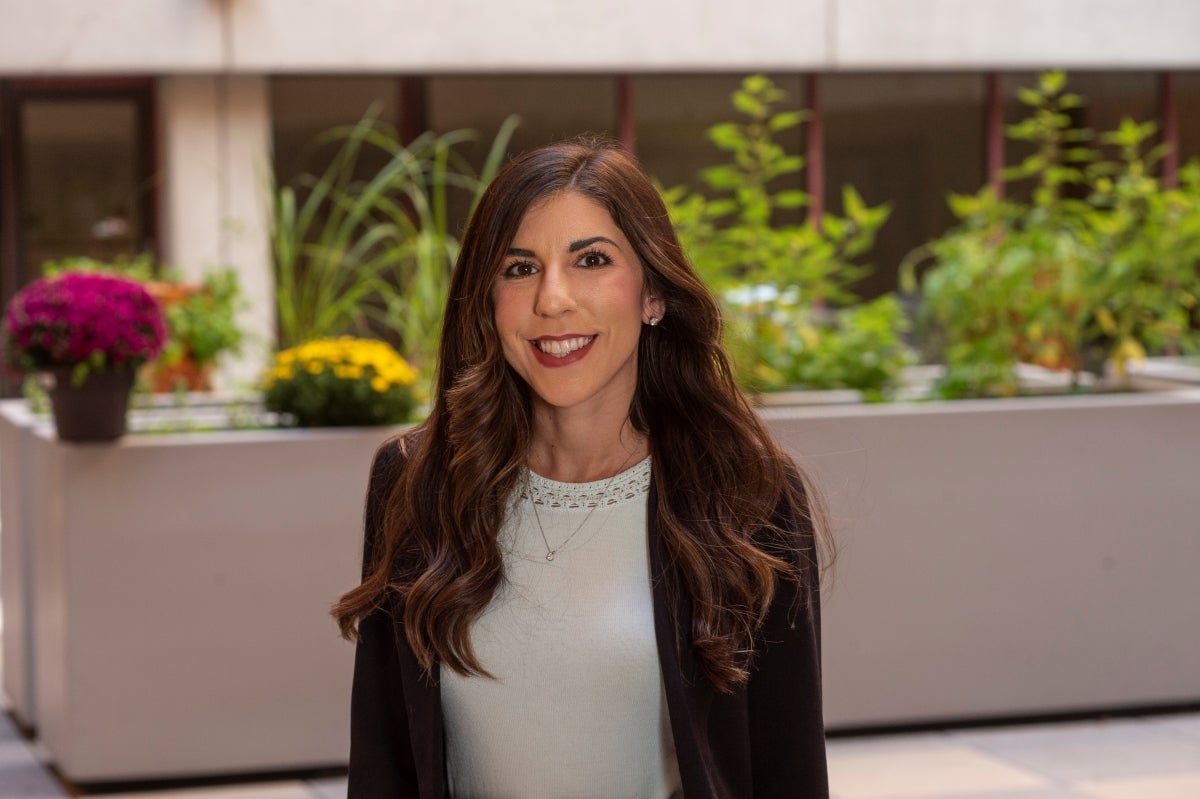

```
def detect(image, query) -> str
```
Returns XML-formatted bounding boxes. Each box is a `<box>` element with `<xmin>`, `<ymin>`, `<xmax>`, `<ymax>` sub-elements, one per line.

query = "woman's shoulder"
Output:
<box><xmin>362</xmin><ymin>426</ymin><xmax>427</xmax><ymax>557</ymax></box>
<box><xmin>368</xmin><ymin>426</ymin><xmax>426</xmax><ymax>487</ymax></box>
<box><xmin>757</xmin><ymin>455</ymin><xmax>822</xmax><ymax>574</ymax></box>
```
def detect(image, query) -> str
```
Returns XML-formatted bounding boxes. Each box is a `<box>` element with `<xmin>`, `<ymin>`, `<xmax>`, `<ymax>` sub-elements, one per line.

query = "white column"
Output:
<box><xmin>219</xmin><ymin>75</ymin><xmax>275</xmax><ymax>387</ymax></box>
<box><xmin>157</xmin><ymin>75</ymin><xmax>275</xmax><ymax>389</ymax></box>
<box><xmin>158</xmin><ymin>76</ymin><xmax>222</xmax><ymax>278</ymax></box>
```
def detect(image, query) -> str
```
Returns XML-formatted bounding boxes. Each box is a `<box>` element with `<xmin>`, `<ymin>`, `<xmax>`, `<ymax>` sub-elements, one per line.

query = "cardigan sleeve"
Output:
<box><xmin>746</xmin><ymin>476</ymin><xmax>830</xmax><ymax>797</ymax></box>
<box><xmin>347</xmin><ymin>438</ymin><xmax>422</xmax><ymax>798</ymax></box>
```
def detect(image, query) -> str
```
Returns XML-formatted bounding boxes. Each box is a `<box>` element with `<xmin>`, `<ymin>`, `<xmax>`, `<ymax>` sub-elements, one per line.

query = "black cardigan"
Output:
<box><xmin>347</xmin><ymin>440</ymin><xmax>829</xmax><ymax>798</ymax></box>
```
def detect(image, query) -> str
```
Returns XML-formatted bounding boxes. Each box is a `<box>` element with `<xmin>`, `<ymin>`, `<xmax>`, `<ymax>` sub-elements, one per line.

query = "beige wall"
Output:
<box><xmin>3</xmin><ymin>1</ymin><xmax>1198</xmax><ymax>74</ymax></box>
<box><xmin>0</xmin><ymin>0</ymin><xmax>223</xmax><ymax>73</ymax></box>
<box><xmin>835</xmin><ymin>0</ymin><xmax>1200</xmax><ymax>69</ymax></box>
<box><xmin>6</xmin><ymin>1</ymin><xmax>1196</xmax><ymax>385</ymax></box>
<box><xmin>157</xmin><ymin>76</ymin><xmax>273</xmax><ymax>388</ymax></box>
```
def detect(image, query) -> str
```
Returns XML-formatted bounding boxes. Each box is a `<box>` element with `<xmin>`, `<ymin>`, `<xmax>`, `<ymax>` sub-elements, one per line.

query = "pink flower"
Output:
<box><xmin>2</xmin><ymin>272</ymin><xmax>166</xmax><ymax>373</ymax></box>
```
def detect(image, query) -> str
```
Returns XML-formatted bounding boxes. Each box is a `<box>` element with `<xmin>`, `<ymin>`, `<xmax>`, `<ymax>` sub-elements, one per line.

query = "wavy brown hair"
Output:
<box><xmin>333</xmin><ymin>137</ymin><xmax>827</xmax><ymax>692</ymax></box>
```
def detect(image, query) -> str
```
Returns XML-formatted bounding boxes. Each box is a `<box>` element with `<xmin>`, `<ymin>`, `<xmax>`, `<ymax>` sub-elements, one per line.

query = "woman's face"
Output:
<box><xmin>491</xmin><ymin>191</ymin><xmax>662</xmax><ymax>419</ymax></box>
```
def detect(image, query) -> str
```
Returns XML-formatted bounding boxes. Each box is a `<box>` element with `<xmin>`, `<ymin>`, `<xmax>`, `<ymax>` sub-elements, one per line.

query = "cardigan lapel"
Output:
<box><xmin>388</xmin><ymin>594</ymin><xmax>445</xmax><ymax>798</ymax></box>
<box><xmin>647</xmin><ymin>481</ymin><xmax>720</xmax><ymax>797</ymax></box>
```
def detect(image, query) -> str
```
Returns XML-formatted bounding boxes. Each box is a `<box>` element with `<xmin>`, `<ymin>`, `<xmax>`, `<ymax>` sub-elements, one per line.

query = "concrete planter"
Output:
<box><xmin>1124</xmin><ymin>356</ymin><xmax>1200</xmax><ymax>388</ymax></box>
<box><xmin>0</xmin><ymin>401</ymin><xmax>55</xmax><ymax>730</ymax></box>
<box><xmin>761</xmin><ymin>388</ymin><xmax>1200</xmax><ymax>729</ymax></box>
<box><xmin>0</xmin><ymin>403</ymin><xmax>399</xmax><ymax>782</ymax></box>
<box><xmin>4</xmin><ymin>385</ymin><xmax>1199</xmax><ymax>778</ymax></box>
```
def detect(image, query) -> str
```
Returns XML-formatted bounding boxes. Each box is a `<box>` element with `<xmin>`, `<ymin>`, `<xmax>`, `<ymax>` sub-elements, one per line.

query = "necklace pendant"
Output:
<box><xmin>546</xmin><ymin>551</ymin><xmax>556</xmax><ymax>561</ymax></box>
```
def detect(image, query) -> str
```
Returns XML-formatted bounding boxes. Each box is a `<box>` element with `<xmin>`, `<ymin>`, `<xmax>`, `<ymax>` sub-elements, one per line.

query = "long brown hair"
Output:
<box><xmin>333</xmin><ymin>137</ymin><xmax>826</xmax><ymax>692</ymax></box>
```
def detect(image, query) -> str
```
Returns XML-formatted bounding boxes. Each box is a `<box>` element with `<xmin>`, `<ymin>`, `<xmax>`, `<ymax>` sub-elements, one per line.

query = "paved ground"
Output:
<box><xmin>2</xmin><ymin>706</ymin><xmax>1199</xmax><ymax>798</ymax></box>
<box><xmin>825</xmin><ymin>712</ymin><xmax>1200</xmax><ymax>799</ymax></box>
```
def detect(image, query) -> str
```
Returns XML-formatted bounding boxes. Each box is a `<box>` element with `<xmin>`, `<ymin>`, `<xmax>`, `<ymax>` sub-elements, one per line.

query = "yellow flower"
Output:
<box><xmin>270</xmin><ymin>336</ymin><xmax>417</xmax><ymax>398</ymax></box>
<box><xmin>334</xmin><ymin>364</ymin><xmax>364</xmax><ymax>380</ymax></box>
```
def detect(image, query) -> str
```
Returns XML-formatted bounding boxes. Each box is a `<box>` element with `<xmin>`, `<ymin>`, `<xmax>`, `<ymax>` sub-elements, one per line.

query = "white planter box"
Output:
<box><xmin>12</xmin><ymin>417</ymin><xmax>399</xmax><ymax>782</ymax></box>
<box><xmin>762</xmin><ymin>389</ymin><xmax>1200</xmax><ymax>729</ymax></box>
<box><xmin>1124</xmin><ymin>356</ymin><xmax>1200</xmax><ymax>388</ymax></box>
<box><xmin>5</xmin><ymin>387</ymin><xmax>1200</xmax><ymax>779</ymax></box>
<box><xmin>0</xmin><ymin>401</ymin><xmax>56</xmax><ymax>729</ymax></box>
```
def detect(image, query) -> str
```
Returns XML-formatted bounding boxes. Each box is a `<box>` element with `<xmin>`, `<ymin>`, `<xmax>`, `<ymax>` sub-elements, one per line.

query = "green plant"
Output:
<box><xmin>764</xmin><ymin>295</ymin><xmax>915</xmax><ymax>402</ymax></box>
<box><xmin>271</xmin><ymin>110</ymin><xmax>518</xmax><ymax>385</ymax></box>
<box><xmin>1085</xmin><ymin>126</ymin><xmax>1200</xmax><ymax>375</ymax></box>
<box><xmin>262</xmin><ymin>337</ymin><xmax>418</xmax><ymax>427</ymax></box>
<box><xmin>39</xmin><ymin>254</ymin><xmax>246</xmax><ymax>390</ymax></box>
<box><xmin>42</xmin><ymin>254</ymin><xmax>156</xmax><ymax>281</ymax></box>
<box><xmin>662</xmin><ymin>74</ymin><xmax>899</xmax><ymax>394</ymax></box>
<box><xmin>902</xmin><ymin>71</ymin><xmax>1200</xmax><ymax>398</ymax></box>
<box><xmin>155</xmin><ymin>269</ymin><xmax>243</xmax><ymax>369</ymax></box>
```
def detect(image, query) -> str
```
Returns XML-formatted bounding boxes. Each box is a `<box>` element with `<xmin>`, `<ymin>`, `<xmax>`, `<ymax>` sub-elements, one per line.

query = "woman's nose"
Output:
<box><xmin>534</xmin><ymin>263</ymin><xmax>574</xmax><ymax>318</ymax></box>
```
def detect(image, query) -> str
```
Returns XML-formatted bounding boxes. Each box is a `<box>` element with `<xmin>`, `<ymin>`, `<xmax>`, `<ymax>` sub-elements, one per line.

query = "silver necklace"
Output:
<box><xmin>525</xmin><ymin>450</ymin><xmax>640</xmax><ymax>562</ymax></box>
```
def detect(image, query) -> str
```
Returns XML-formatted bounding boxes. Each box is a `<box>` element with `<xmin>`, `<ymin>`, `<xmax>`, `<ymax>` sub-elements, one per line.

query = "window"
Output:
<box><xmin>0</xmin><ymin>78</ymin><xmax>156</xmax><ymax>396</ymax></box>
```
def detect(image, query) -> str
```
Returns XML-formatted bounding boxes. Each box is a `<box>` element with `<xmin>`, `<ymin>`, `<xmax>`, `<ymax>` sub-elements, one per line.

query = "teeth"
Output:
<box><xmin>535</xmin><ymin>336</ymin><xmax>595</xmax><ymax>357</ymax></box>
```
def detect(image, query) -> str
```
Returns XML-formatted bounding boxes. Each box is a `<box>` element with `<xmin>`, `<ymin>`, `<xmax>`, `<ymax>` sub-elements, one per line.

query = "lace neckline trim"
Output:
<box><xmin>521</xmin><ymin>455</ymin><xmax>652</xmax><ymax>510</ymax></box>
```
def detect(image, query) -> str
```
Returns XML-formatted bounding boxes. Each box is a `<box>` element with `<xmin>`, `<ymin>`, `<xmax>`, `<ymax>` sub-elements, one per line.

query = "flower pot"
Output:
<box><xmin>148</xmin><ymin>352</ymin><xmax>214</xmax><ymax>393</ymax></box>
<box><xmin>43</xmin><ymin>366</ymin><xmax>136</xmax><ymax>442</ymax></box>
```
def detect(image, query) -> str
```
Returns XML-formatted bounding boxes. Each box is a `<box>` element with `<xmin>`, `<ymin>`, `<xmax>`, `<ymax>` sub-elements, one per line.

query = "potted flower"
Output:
<box><xmin>2</xmin><ymin>271</ymin><xmax>166</xmax><ymax>441</ymax></box>
<box><xmin>36</xmin><ymin>256</ymin><xmax>245</xmax><ymax>394</ymax></box>
<box><xmin>262</xmin><ymin>336</ymin><xmax>418</xmax><ymax>427</ymax></box>
<box><xmin>145</xmin><ymin>269</ymin><xmax>244</xmax><ymax>392</ymax></box>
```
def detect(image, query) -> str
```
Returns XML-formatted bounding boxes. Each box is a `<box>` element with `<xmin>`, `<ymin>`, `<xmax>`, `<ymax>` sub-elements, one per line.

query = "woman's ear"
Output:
<box><xmin>643</xmin><ymin>294</ymin><xmax>666</xmax><ymax>326</ymax></box>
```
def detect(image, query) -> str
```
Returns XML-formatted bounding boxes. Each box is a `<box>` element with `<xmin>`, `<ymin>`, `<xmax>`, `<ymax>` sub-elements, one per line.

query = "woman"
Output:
<box><xmin>333</xmin><ymin>138</ymin><xmax>829</xmax><ymax>798</ymax></box>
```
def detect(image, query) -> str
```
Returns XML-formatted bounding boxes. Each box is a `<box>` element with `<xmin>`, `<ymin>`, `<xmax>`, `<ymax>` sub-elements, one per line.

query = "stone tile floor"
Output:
<box><xmin>2</xmin><ymin>707</ymin><xmax>1199</xmax><ymax>798</ymax></box>
<box><xmin>825</xmin><ymin>713</ymin><xmax>1200</xmax><ymax>798</ymax></box>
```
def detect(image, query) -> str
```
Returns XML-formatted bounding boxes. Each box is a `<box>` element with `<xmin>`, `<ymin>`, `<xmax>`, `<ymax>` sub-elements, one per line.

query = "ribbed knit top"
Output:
<box><xmin>440</xmin><ymin>456</ymin><xmax>683</xmax><ymax>798</ymax></box>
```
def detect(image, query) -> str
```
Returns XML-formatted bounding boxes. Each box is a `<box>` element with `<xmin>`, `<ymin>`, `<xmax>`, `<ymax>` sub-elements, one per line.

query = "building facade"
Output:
<box><xmin>1</xmin><ymin>0</ymin><xmax>1198</xmax><ymax>385</ymax></box>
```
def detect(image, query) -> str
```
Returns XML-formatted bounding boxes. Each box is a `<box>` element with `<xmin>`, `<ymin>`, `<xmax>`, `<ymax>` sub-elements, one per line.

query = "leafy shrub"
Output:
<box><xmin>154</xmin><ymin>269</ymin><xmax>243</xmax><ymax>369</ymax></box>
<box><xmin>662</xmin><ymin>74</ymin><xmax>907</xmax><ymax>395</ymax></box>
<box><xmin>903</xmin><ymin>71</ymin><xmax>1200</xmax><ymax>398</ymax></box>
<box><xmin>271</xmin><ymin>109</ymin><xmax>518</xmax><ymax>386</ymax></box>
<box><xmin>763</xmin><ymin>295</ymin><xmax>915</xmax><ymax>401</ymax></box>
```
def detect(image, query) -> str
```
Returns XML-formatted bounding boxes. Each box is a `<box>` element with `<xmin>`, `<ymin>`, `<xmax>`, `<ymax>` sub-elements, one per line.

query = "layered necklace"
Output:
<box><xmin>525</xmin><ymin>448</ymin><xmax>641</xmax><ymax>562</ymax></box>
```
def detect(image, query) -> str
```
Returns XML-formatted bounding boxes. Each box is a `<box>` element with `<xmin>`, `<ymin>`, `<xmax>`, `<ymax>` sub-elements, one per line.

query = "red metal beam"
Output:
<box><xmin>616</xmin><ymin>74</ymin><xmax>636</xmax><ymax>155</ymax></box>
<box><xmin>985</xmin><ymin>72</ymin><xmax>1005</xmax><ymax>198</ymax></box>
<box><xmin>140</xmin><ymin>81</ymin><xmax>160</xmax><ymax>263</ymax></box>
<box><xmin>398</xmin><ymin>75</ymin><xmax>429</xmax><ymax>147</ymax></box>
<box><xmin>805</xmin><ymin>73</ymin><xmax>824</xmax><ymax>231</ymax></box>
<box><xmin>0</xmin><ymin>81</ymin><xmax>22</xmax><ymax>303</ymax></box>
<box><xmin>1158</xmin><ymin>72</ymin><xmax>1179</xmax><ymax>190</ymax></box>
<box><xmin>0</xmin><ymin>82</ymin><xmax>20</xmax><ymax>396</ymax></box>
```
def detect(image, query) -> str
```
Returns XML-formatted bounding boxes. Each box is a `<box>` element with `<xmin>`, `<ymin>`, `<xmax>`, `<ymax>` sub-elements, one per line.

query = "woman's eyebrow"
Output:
<box><xmin>506</xmin><ymin>247</ymin><xmax>536</xmax><ymax>257</ymax></box>
<box><xmin>569</xmin><ymin>236</ymin><xmax>621</xmax><ymax>252</ymax></box>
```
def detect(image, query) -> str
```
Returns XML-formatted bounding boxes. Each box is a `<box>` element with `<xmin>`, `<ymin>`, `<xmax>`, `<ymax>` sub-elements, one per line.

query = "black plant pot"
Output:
<box><xmin>44</xmin><ymin>366</ymin><xmax>135</xmax><ymax>442</ymax></box>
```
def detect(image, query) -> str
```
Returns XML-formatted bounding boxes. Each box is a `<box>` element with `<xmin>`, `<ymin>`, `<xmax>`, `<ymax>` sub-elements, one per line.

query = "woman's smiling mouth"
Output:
<box><xmin>534</xmin><ymin>335</ymin><xmax>596</xmax><ymax>357</ymax></box>
<box><xmin>530</xmin><ymin>335</ymin><xmax>597</xmax><ymax>366</ymax></box>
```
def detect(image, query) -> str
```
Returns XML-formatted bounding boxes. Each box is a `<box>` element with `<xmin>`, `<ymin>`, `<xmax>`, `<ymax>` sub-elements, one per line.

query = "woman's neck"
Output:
<box><xmin>526</xmin><ymin>410</ymin><xmax>648</xmax><ymax>483</ymax></box>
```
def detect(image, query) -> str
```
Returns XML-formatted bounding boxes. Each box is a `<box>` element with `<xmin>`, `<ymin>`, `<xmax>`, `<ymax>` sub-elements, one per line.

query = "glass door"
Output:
<box><xmin>0</xmin><ymin>78</ymin><xmax>157</xmax><ymax>396</ymax></box>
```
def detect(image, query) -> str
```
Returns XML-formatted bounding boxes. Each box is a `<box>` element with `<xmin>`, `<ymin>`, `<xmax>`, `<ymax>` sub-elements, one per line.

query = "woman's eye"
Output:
<box><xmin>578</xmin><ymin>251</ymin><xmax>610</xmax><ymax>269</ymax></box>
<box><xmin>504</xmin><ymin>261</ymin><xmax>538</xmax><ymax>278</ymax></box>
